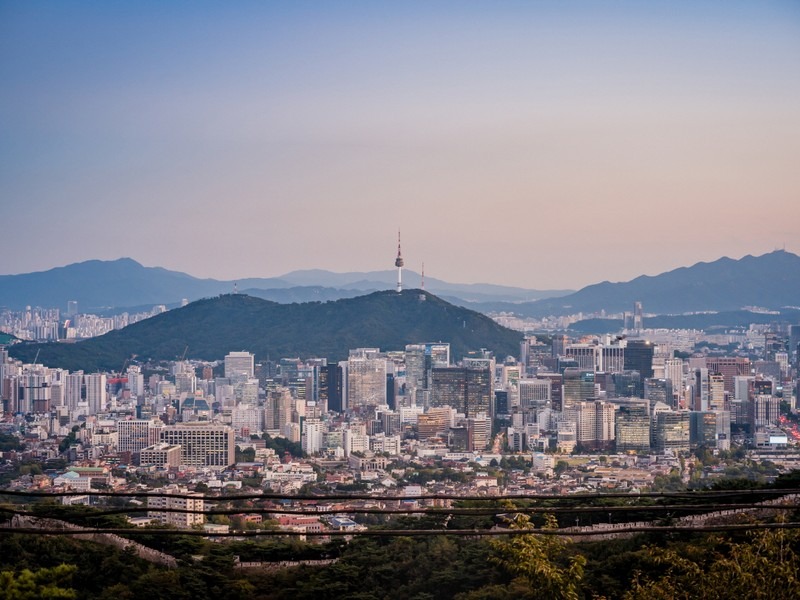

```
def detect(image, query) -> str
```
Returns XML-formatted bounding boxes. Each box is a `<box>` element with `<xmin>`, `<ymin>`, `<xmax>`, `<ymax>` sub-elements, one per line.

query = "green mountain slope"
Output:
<box><xmin>8</xmin><ymin>290</ymin><xmax>523</xmax><ymax>371</ymax></box>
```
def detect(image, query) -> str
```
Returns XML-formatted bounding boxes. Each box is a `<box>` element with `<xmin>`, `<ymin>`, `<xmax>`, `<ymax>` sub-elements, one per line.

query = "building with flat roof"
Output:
<box><xmin>224</xmin><ymin>351</ymin><xmax>255</xmax><ymax>379</ymax></box>
<box><xmin>147</xmin><ymin>485</ymin><xmax>204</xmax><ymax>528</ymax></box>
<box><xmin>159</xmin><ymin>423</ymin><xmax>235</xmax><ymax>470</ymax></box>
<box><xmin>139</xmin><ymin>443</ymin><xmax>182</xmax><ymax>469</ymax></box>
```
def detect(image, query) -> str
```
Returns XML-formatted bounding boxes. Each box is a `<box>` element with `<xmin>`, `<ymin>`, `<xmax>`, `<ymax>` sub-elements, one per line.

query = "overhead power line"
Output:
<box><xmin>3</xmin><ymin>522</ymin><xmax>800</xmax><ymax>539</ymax></box>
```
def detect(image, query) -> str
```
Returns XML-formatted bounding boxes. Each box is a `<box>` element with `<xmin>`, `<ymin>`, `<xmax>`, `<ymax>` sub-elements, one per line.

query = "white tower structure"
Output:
<box><xmin>394</xmin><ymin>230</ymin><xmax>404</xmax><ymax>292</ymax></box>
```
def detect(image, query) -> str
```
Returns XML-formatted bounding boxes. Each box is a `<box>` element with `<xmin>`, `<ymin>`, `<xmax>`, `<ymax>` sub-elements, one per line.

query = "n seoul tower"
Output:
<box><xmin>394</xmin><ymin>230</ymin><xmax>404</xmax><ymax>293</ymax></box>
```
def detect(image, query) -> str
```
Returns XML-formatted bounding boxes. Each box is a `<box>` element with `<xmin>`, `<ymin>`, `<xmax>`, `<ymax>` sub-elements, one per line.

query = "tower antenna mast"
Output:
<box><xmin>394</xmin><ymin>230</ymin><xmax>404</xmax><ymax>292</ymax></box>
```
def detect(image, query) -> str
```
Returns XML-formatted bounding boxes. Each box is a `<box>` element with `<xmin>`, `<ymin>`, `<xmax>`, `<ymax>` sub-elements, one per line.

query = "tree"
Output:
<box><xmin>0</xmin><ymin>434</ymin><xmax>23</xmax><ymax>452</ymax></box>
<box><xmin>554</xmin><ymin>460</ymin><xmax>570</xmax><ymax>476</ymax></box>
<box><xmin>625</xmin><ymin>527</ymin><xmax>800</xmax><ymax>599</ymax></box>
<box><xmin>0</xmin><ymin>565</ymin><xmax>76</xmax><ymax>599</ymax></box>
<box><xmin>484</xmin><ymin>515</ymin><xmax>585</xmax><ymax>600</ymax></box>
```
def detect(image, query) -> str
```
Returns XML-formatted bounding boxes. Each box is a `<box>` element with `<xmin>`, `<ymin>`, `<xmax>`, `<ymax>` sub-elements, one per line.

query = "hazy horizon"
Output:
<box><xmin>2</xmin><ymin>2</ymin><xmax>799</xmax><ymax>289</ymax></box>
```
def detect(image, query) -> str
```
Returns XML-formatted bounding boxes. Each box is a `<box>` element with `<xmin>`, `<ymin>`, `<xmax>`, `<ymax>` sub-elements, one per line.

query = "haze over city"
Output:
<box><xmin>2</xmin><ymin>1</ymin><xmax>799</xmax><ymax>288</ymax></box>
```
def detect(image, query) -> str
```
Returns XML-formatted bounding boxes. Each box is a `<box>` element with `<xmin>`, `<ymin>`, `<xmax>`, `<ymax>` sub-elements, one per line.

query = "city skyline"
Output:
<box><xmin>2</xmin><ymin>1</ymin><xmax>799</xmax><ymax>289</ymax></box>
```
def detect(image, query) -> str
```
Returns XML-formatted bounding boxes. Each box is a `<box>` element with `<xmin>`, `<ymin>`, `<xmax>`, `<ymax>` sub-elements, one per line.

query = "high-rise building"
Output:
<box><xmin>319</xmin><ymin>364</ymin><xmax>343</xmax><ymax>413</ymax></box>
<box><xmin>705</xmin><ymin>357</ymin><xmax>751</xmax><ymax>394</ymax></box>
<box><xmin>751</xmin><ymin>395</ymin><xmax>781</xmax><ymax>428</ymax></box>
<box><xmin>689</xmin><ymin>411</ymin><xmax>730</xmax><ymax>451</ymax></box>
<box><xmin>404</xmin><ymin>344</ymin><xmax>427</xmax><ymax>393</ymax></box>
<box><xmin>264</xmin><ymin>387</ymin><xmax>293</xmax><ymax>431</ymax></box>
<box><xmin>518</xmin><ymin>379</ymin><xmax>551</xmax><ymax>412</ymax></box>
<box><xmin>224</xmin><ymin>351</ymin><xmax>255</xmax><ymax>379</ymax></box>
<box><xmin>600</xmin><ymin>344</ymin><xmax>626</xmax><ymax>374</ymax></box>
<box><xmin>467</xmin><ymin>413</ymin><xmax>491</xmax><ymax>451</ymax></box>
<box><xmin>664</xmin><ymin>358</ymin><xmax>685</xmax><ymax>393</ymax></box>
<box><xmin>565</xmin><ymin>400</ymin><xmax>616</xmax><ymax>451</ymax></box>
<box><xmin>175</xmin><ymin>371</ymin><xmax>196</xmax><ymax>395</ymax></box>
<box><xmin>624</xmin><ymin>340</ymin><xmax>655</xmax><ymax>379</ymax></box>
<box><xmin>65</xmin><ymin>372</ymin><xmax>85</xmax><ymax>411</ymax></box>
<box><xmin>347</xmin><ymin>349</ymin><xmax>387</xmax><ymax>410</ymax></box>
<box><xmin>633</xmin><ymin>301</ymin><xmax>644</xmax><ymax>331</ymax></box>
<box><xmin>430</xmin><ymin>368</ymin><xmax>467</xmax><ymax>411</ymax></box>
<box><xmin>17</xmin><ymin>374</ymin><xmax>50</xmax><ymax>413</ymax></box>
<box><xmin>693</xmin><ymin>368</ymin><xmax>710</xmax><ymax>412</ymax></box>
<box><xmin>645</xmin><ymin>378</ymin><xmax>674</xmax><ymax>409</ymax></box>
<box><xmin>612</xmin><ymin>370</ymin><xmax>643</xmax><ymax>398</ymax></box>
<box><xmin>417</xmin><ymin>406</ymin><xmax>455</xmax><ymax>440</ymax></box>
<box><xmin>127</xmin><ymin>366</ymin><xmax>145</xmax><ymax>398</ymax></box>
<box><xmin>302</xmin><ymin>419</ymin><xmax>323</xmax><ymax>455</ymax></box>
<box><xmin>764</xmin><ymin>332</ymin><xmax>784</xmax><ymax>361</ymax></box>
<box><xmin>562</xmin><ymin>368</ymin><xmax>596</xmax><ymax>408</ymax></box>
<box><xmin>231</xmin><ymin>404</ymin><xmax>264</xmax><ymax>436</ymax></box>
<box><xmin>653</xmin><ymin>411</ymin><xmax>690</xmax><ymax>454</ymax></box>
<box><xmin>708</xmin><ymin>372</ymin><xmax>726</xmax><ymax>412</ymax></box>
<box><xmin>615</xmin><ymin>400</ymin><xmax>650</xmax><ymax>452</ymax></box>
<box><xmin>430</xmin><ymin>361</ymin><xmax>492</xmax><ymax>418</ymax></box>
<box><xmin>733</xmin><ymin>375</ymin><xmax>754</xmax><ymax>404</ymax></box>
<box><xmin>118</xmin><ymin>419</ymin><xmax>164</xmax><ymax>454</ymax></box>
<box><xmin>84</xmin><ymin>373</ymin><xmax>107</xmax><ymax>414</ymax></box>
<box><xmin>565</xmin><ymin>344</ymin><xmax>599</xmax><ymax>371</ymax></box>
<box><xmin>551</xmin><ymin>334</ymin><xmax>569</xmax><ymax>358</ymax></box>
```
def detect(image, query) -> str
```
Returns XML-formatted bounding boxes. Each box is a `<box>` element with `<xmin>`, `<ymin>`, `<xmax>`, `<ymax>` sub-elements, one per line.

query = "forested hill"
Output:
<box><xmin>8</xmin><ymin>290</ymin><xmax>523</xmax><ymax>372</ymax></box>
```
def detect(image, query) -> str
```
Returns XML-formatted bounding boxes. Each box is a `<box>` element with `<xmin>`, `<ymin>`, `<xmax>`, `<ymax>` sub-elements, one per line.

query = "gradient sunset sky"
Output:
<box><xmin>1</xmin><ymin>1</ymin><xmax>799</xmax><ymax>289</ymax></box>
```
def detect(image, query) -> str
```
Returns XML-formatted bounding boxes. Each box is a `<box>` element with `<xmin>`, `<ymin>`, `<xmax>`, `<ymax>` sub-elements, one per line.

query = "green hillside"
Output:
<box><xmin>8</xmin><ymin>290</ymin><xmax>523</xmax><ymax>371</ymax></box>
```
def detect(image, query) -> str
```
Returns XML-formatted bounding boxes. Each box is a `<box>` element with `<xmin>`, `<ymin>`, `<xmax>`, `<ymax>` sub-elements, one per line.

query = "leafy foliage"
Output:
<box><xmin>262</xmin><ymin>434</ymin><xmax>304</xmax><ymax>458</ymax></box>
<box><xmin>0</xmin><ymin>565</ymin><xmax>76</xmax><ymax>600</ymax></box>
<box><xmin>625</xmin><ymin>528</ymin><xmax>800</xmax><ymax>599</ymax></box>
<box><xmin>0</xmin><ymin>434</ymin><xmax>23</xmax><ymax>452</ymax></box>
<box><xmin>482</xmin><ymin>515</ymin><xmax>586</xmax><ymax>600</ymax></box>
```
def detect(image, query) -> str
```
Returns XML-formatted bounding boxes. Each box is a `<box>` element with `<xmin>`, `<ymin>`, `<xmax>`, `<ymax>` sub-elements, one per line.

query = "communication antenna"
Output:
<box><xmin>421</xmin><ymin>262</ymin><xmax>425</xmax><ymax>290</ymax></box>
<box><xmin>394</xmin><ymin>230</ymin><xmax>404</xmax><ymax>293</ymax></box>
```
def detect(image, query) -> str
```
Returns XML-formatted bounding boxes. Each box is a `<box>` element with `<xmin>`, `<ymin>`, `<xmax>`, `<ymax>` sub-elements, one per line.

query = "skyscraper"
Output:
<box><xmin>653</xmin><ymin>411</ymin><xmax>690</xmax><ymax>453</ymax></box>
<box><xmin>319</xmin><ymin>363</ymin><xmax>343</xmax><ymax>413</ymax></box>
<box><xmin>562</xmin><ymin>368</ymin><xmax>596</xmax><ymax>408</ymax></box>
<box><xmin>624</xmin><ymin>340</ymin><xmax>655</xmax><ymax>379</ymax></box>
<box><xmin>347</xmin><ymin>348</ymin><xmax>387</xmax><ymax>410</ymax></box>
<box><xmin>633</xmin><ymin>301</ymin><xmax>644</xmax><ymax>331</ymax></box>
<box><xmin>118</xmin><ymin>418</ymin><xmax>163</xmax><ymax>454</ymax></box>
<box><xmin>430</xmin><ymin>361</ymin><xmax>493</xmax><ymax>418</ymax></box>
<box><xmin>705</xmin><ymin>357</ymin><xmax>751</xmax><ymax>394</ymax></box>
<box><xmin>615</xmin><ymin>399</ymin><xmax>651</xmax><ymax>452</ymax></box>
<box><xmin>224</xmin><ymin>351</ymin><xmax>255</xmax><ymax>379</ymax></box>
<box><xmin>84</xmin><ymin>373</ymin><xmax>107</xmax><ymax>414</ymax></box>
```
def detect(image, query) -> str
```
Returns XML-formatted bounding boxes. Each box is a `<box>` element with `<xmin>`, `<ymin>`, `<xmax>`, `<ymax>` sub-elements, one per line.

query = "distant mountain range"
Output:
<box><xmin>1</xmin><ymin>250</ymin><xmax>798</xmax><ymax>319</ymax></box>
<box><xmin>569</xmin><ymin>308</ymin><xmax>800</xmax><ymax>335</ymax></box>
<box><xmin>7</xmin><ymin>290</ymin><xmax>523</xmax><ymax>372</ymax></box>
<box><xmin>456</xmin><ymin>251</ymin><xmax>800</xmax><ymax>318</ymax></box>
<box><xmin>0</xmin><ymin>258</ymin><xmax>569</xmax><ymax>311</ymax></box>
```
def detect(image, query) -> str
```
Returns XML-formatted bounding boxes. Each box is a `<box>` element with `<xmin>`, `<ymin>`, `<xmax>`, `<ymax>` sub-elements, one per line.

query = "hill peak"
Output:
<box><xmin>9</xmin><ymin>290</ymin><xmax>522</xmax><ymax>371</ymax></box>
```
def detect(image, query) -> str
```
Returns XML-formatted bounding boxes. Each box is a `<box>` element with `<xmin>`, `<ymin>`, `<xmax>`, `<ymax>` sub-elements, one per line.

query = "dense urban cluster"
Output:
<box><xmin>1</xmin><ymin>299</ymin><xmax>799</xmax><ymax>541</ymax></box>
<box><xmin>0</xmin><ymin>301</ymin><xmax>170</xmax><ymax>341</ymax></box>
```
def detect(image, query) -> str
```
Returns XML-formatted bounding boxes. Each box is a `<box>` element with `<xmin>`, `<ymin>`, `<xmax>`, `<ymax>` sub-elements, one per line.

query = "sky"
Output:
<box><xmin>1</xmin><ymin>1</ymin><xmax>799</xmax><ymax>290</ymax></box>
